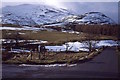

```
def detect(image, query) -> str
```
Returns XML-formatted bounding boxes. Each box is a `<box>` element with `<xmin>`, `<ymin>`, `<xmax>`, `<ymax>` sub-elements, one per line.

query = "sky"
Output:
<box><xmin>1</xmin><ymin>0</ymin><xmax>120</xmax><ymax>2</ymax></box>
<box><xmin>1</xmin><ymin>0</ymin><xmax>119</xmax><ymax>23</ymax></box>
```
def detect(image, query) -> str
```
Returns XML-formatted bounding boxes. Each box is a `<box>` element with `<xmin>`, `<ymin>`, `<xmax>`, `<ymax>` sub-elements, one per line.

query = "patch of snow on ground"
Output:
<box><xmin>46</xmin><ymin>41</ymin><xmax>89</xmax><ymax>52</ymax></box>
<box><xmin>2</xmin><ymin>39</ymin><xmax>119</xmax><ymax>52</ymax></box>
<box><xmin>19</xmin><ymin>64</ymin><xmax>77</xmax><ymax>67</ymax></box>
<box><xmin>62</xmin><ymin>30</ymin><xmax>80</xmax><ymax>34</ymax></box>
<box><xmin>8</xmin><ymin>49</ymin><xmax>30</xmax><ymax>53</ymax></box>
<box><xmin>45</xmin><ymin>40</ymin><xmax>118</xmax><ymax>52</ymax></box>
<box><xmin>1</xmin><ymin>39</ymin><xmax>48</xmax><ymax>44</ymax></box>
<box><xmin>28</xmin><ymin>40</ymin><xmax>48</xmax><ymax>44</ymax></box>
<box><xmin>45</xmin><ymin>46</ymin><xmax>66</xmax><ymax>52</ymax></box>
<box><xmin>0</xmin><ymin>26</ymin><xmax>53</xmax><ymax>31</ymax></box>
<box><xmin>96</xmin><ymin>40</ymin><xmax>118</xmax><ymax>47</ymax></box>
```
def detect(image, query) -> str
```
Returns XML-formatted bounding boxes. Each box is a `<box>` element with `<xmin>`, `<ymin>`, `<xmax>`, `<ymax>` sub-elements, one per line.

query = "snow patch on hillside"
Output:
<box><xmin>2</xmin><ymin>4</ymin><xmax>73</xmax><ymax>26</ymax></box>
<box><xmin>63</xmin><ymin>12</ymin><xmax>115</xmax><ymax>25</ymax></box>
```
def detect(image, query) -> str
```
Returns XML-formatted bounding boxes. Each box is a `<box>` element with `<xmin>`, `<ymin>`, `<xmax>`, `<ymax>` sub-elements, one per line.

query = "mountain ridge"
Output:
<box><xmin>1</xmin><ymin>4</ymin><xmax>116</xmax><ymax>26</ymax></box>
<box><xmin>2</xmin><ymin>4</ymin><xmax>73</xmax><ymax>26</ymax></box>
<box><xmin>62</xmin><ymin>12</ymin><xmax>116</xmax><ymax>25</ymax></box>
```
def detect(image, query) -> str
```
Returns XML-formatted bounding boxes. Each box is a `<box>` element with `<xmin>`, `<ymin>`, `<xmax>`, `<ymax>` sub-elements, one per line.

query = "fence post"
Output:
<box><xmin>11</xmin><ymin>47</ymin><xmax>12</xmax><ymax>51</ymax></box>
<box><xmin>39</xmin><ymin>51</ymin><xmax>40</xmax><ymax>59</ymax></box>
<box><xmin>30</xmin><ymin>49</ymin><xmax>32</xmax><ymax>60</ymax></box>
<box><xmin>23</xmin><ymin>48</ymin><xmax>24</xmax><ymax>54</ymax></box>
<box><xmin>38</xmin><ymin>45</ymin><xmax>40</xmax><ymax>59</ymax></box>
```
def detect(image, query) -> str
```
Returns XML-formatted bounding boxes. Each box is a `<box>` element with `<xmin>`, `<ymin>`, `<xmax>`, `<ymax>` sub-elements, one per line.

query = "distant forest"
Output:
<box><xmin>2</xmin><ymin>23</ymin><xmax>120</xmax><ymax>39</ymax></box>
<box><xmin>66</xmin><ymin>24</ymin><xmax>120</xmax><ymax>39</ymax></box>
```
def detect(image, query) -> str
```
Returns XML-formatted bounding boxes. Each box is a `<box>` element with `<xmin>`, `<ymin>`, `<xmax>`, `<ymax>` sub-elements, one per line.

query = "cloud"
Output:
<box><xmin>1</xmin><ymin>0</ymin><xmax>120</xmax><ymax>2</ymax></box>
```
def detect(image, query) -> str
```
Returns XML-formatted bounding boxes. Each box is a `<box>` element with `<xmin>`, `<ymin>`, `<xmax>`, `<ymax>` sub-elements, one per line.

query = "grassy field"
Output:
<box><xmin>2</xmin><ymin>29</ymin><xmax>113</xmax><ymax>64</ymax></box>
<box><xmin>2</xmin><ymin>30</ymin><xmax>117</xmax><ymax>44</ymax></box>
<box><xmin>2</xmin><ymin>48</ymin><xmax>103</xmax><ymax>64</ymax></box>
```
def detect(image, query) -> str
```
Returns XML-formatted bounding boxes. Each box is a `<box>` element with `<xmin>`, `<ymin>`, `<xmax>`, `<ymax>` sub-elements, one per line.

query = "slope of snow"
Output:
<box><xmin>2</xmin><ymin>4</ymin><xmax>73</xmax><ymax>26</ymax></box>
<box><xmin>2</xmin><ymin>4</ymin><xmax>115</xmax><ymax>26</ymax></box>
<box><xmin>62</xmin><ymin>12</ymin><xmax>116</xmax><ymax>25</ymax></box>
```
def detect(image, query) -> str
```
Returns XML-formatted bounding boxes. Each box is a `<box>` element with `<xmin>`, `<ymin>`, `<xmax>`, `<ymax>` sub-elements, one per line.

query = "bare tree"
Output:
<box><xmin>84</xmin><ymin>34</ymin><xmax>99</xmax><ymax>53</ymax></box>
<box><xmin>65</xmin><ymin>43</ymin><xmax>69</xmax><ymax>52</ymax></box>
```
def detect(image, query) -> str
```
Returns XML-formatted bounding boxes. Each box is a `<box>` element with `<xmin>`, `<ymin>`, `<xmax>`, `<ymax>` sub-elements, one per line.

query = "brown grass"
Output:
<box><xmin>2</xmin><ymin>51</ymin><xmax>88</xmax><ymax>64</ymax></box>
<box><xmin>2</xmin><ymin>48</ymin><xmax>104</xmax><ymax>64</ymax></box>
<box><xmin>2</xmin><ymin>30</ymin><xmax>117</xmax><ymax>44</ymax></box>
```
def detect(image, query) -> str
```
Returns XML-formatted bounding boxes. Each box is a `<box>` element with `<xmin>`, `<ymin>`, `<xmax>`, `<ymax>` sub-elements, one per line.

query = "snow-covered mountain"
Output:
<box><xmin>2</xmin><ymin>4</ymin><xmax>73</xmax><ymax>26</ymax></box>
<box><xmin>62</xmin><ymin>12</ymin><xmax>116</xmax><ymax>25</ymax></box>
<box><xmin>1</xmin><ymin>4</ymin><xmax>116</xmax><ymax>26</ymax></box>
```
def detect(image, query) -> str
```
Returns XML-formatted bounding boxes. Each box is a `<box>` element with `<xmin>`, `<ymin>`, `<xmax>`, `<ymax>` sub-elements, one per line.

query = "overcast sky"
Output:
<box><xmin>1</xmin><ymin>0</ymin><xmax>119</xmax><ymax>2</ymax></box>
<box><xmin>1</xmin><ymin>0</ymin><xmax>119</xmax><ymax>23</ymax></box>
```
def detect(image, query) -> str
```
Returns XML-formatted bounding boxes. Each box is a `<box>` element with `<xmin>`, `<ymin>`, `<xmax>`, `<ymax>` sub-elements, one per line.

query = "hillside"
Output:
<box><xmin>62</xmin><ymin>12</ymin><xmax>116</xmax><ymax>25</ymax></box>
<box><xmin>1</xmin><ymin>4</ymin><xmax>116</xmax><ymax>26</ymax></box>
<box><xmin>2</xmin><ymin>4</ymin><xmax>73</xmax><ymax>26</ymax></box>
